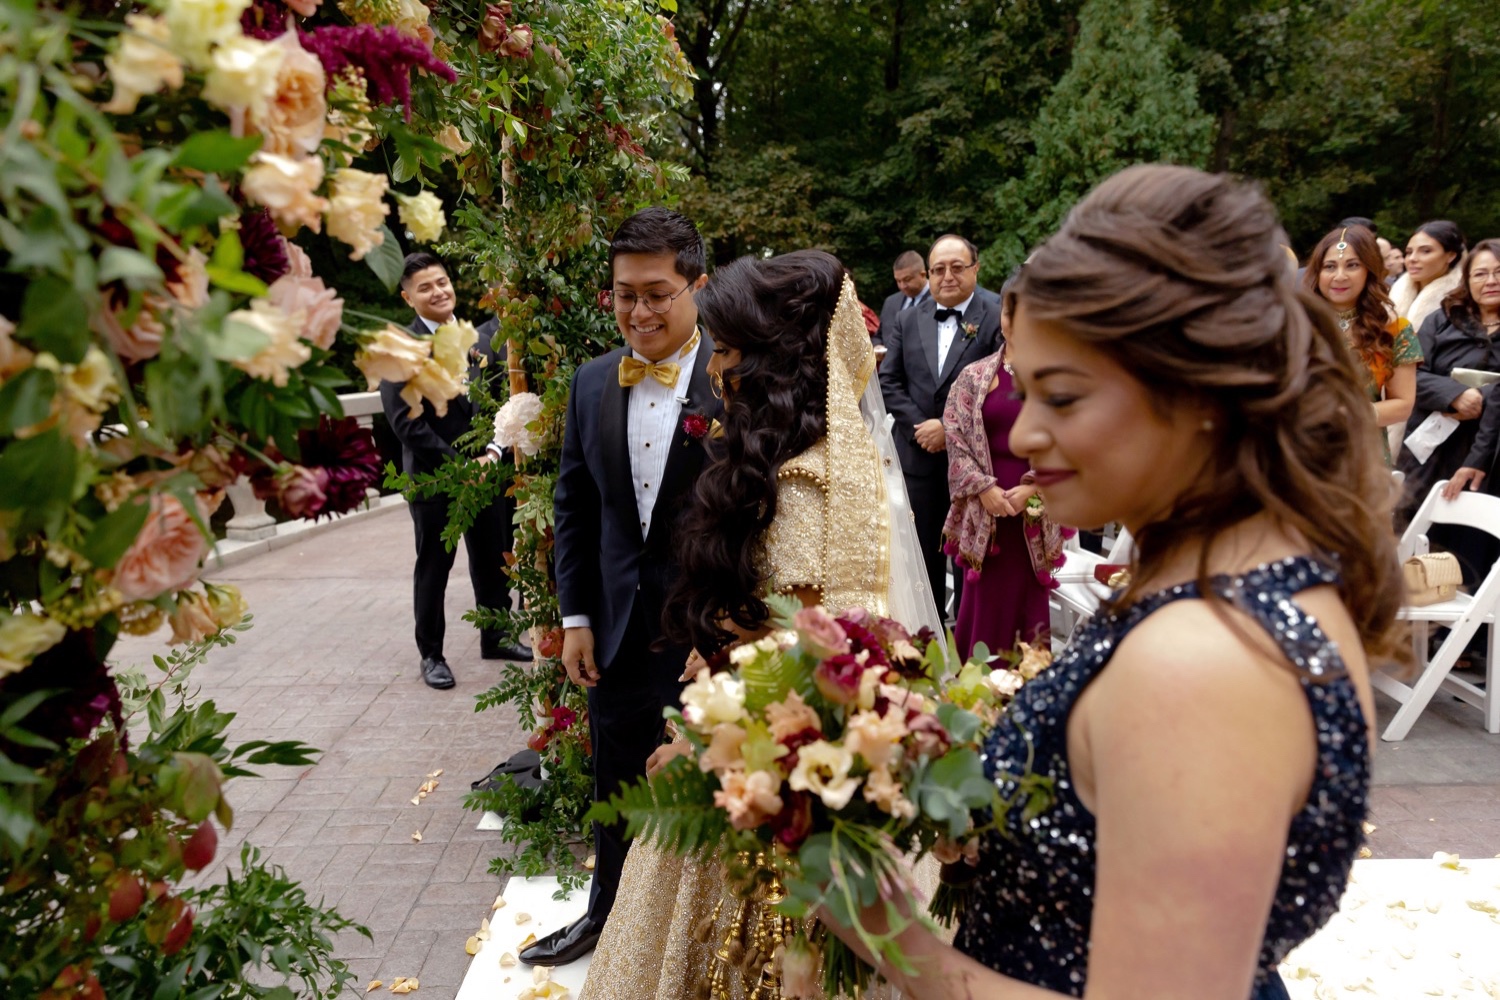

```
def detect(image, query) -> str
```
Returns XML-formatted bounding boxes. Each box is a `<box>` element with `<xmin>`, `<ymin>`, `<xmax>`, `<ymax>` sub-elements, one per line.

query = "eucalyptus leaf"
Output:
<box><xmin>98</xmin><ymin>245</ymin><xmax>164</xmax><ymax>286</ymax></box>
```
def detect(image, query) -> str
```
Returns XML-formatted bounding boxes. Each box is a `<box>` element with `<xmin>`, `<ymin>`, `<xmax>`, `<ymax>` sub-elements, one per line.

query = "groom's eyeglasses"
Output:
<box><xmin>605</xmin><ymin>281</ymin><xmax>693</xmax><ymax>314</ymax></box>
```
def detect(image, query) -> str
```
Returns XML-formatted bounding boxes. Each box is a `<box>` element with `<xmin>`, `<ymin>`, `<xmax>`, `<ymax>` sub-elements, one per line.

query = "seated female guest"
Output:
<box><xmin>824</xmin><ymin>164</ymin><xmax>1400</xmax><ymax>1000</ymax></box>
<box><xmin>1432</xmin><ymin>240</ymin><xmax>1500</xmax><ymax>499</ymax></box>
<box><xmin>1396</xmin><ymin>239</ymin><xmax>1500</xmax><ymax>525</ymax></box>
<box><xmin>1302</xmin><ymin>224</ymin><xmax>1421</xmax><ymax>465</ymax></box>
<box><xmin>1390</xmin><ymin>220</ymin><xmax>1466</xmax><ymax>330</ymax></box>
<box><xmin>942</xmin><ymin>284</ymin><xmax>1062</xmax><ymax>659</ymax></box>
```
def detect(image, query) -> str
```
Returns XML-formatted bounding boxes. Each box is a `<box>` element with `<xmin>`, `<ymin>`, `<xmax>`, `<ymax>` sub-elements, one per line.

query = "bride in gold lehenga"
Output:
<box><xmin>578</xmin><ymin>250</ymin><xmax>943</xmax><ymax>1000</ymax></box>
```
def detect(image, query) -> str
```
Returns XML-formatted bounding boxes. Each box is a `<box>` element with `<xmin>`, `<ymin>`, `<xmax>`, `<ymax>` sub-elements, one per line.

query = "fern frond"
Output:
<box><xmin>739</xmin><ymin>648</ymin><xmax>815</xmax><ymax>714</ymax></box>
<box><xmin>585</xmin><ymin>757</ymin><xmax>729</xmax><ymax>860</ymax></box>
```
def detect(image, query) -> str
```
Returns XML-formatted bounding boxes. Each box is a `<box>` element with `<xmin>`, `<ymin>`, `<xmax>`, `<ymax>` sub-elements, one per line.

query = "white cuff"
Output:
<box><xmin>561</xmin><ymin>615</ymin><xmax>591</xmax><ymax>629</ymax></box>
<box><xmin>486</xmin><ymin>443</ymin><xmax>503</xmax><ymax>458</ymax></box>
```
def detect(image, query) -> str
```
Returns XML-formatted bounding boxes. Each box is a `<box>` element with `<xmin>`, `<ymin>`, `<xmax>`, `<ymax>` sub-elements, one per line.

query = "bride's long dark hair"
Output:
<box><xmin>667</xmin><ymin>249</ymin><xmax>843</xmax><ymax>653</ymax></box>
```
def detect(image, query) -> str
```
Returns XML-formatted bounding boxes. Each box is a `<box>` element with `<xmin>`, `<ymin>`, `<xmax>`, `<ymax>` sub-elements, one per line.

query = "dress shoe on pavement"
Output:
<box><xmin>518</xmin><ymin>915</ymin><xmax>603</xmax><ymax>966</ymax></box>
<box><xmin>420</xmin><ymin>656</ymin><xmax>455</xmax><ymax>689</ymax></box>
<box><xmin>481</xmin><ymin>640</ymin><xmax>534</xmax><ymax>661</ymax></box>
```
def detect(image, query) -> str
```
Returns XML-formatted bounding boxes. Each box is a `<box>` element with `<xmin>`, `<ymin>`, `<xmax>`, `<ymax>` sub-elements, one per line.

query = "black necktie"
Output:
<box><xmin>935</xmin><ymin>307</ymin><xmax>962</xmax><ymax>322</ymax></box>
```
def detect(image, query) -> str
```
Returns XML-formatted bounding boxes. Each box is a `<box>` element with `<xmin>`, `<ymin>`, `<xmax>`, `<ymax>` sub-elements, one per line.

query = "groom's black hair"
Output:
<box><xmin>609</xmin><ymin>207</ymin><xmax>706</xmax><ymax>282</ymax></box>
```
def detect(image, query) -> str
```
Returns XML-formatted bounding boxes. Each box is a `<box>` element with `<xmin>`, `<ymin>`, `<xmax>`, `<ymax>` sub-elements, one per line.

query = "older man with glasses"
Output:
<box><xmin>878</xmin><ymin>233</ymin><xmax>1002</xmax><ymax>620</ymax></box>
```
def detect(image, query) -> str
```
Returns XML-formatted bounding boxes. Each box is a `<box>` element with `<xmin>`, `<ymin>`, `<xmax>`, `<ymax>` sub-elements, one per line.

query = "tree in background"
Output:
<box><xmin>985</xmin><ymin>0</ymin><xmax>1213</xmax><ymax>273</ymax></box>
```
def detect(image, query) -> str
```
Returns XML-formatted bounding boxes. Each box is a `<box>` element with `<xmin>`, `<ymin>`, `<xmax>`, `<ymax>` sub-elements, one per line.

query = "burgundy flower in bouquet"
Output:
<box><xmin>239</xmin><ymin>208</ymin><xmax>291</xmax><ymax>284</ymax></box>
<box><xmin>681</xmin><ymin>411</ymin><xmax>710</xmax><ymax>440</ymax></box>
<box><xmin>1</xmin><ymin>631</ymin><xmax>123</xmax><ymax>765</ymax></box>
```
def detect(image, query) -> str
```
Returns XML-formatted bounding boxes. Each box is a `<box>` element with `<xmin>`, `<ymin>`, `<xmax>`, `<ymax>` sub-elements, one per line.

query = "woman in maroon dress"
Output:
<box><xmin>942</xmin><ymin>292</ymin><xmax>1066</xmax><ymax>660</ymax></box>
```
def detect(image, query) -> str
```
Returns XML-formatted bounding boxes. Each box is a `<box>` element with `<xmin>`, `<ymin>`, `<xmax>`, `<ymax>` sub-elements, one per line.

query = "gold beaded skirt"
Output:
<box><xmin>578</xmin><ymin>842</ymin><xmax>934</xmax><ymax>1000</ymax></box>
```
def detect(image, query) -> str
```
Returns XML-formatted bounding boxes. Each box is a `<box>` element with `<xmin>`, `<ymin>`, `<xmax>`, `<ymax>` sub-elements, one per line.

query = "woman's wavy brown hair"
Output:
<box><xmin>1014</xmin><ymin>164</ymin><xmax>1406</xmax><ymax>668</ymax></box>
<box><xmin>1302</xmin><ymin>225</ymin><xmax>1396</xmax><ymax>371</ymax></box>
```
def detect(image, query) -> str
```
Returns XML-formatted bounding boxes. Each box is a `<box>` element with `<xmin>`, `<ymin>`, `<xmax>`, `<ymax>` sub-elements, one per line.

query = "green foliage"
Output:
<box><xmin>584</xmin><ymin>754</ymin><xmax>736</xmax><ymax>860</ymax></box>
<box><xmin>986</xmin><ymin>0</ymin><xmax>1213</xmax><ymax>271</ymax></box>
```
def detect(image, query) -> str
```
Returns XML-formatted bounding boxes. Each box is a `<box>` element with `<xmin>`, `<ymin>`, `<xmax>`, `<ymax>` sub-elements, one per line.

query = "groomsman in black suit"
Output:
<box><xmin>380</xmin><ymin>251</ymin><xmax>529</xmax><ymax>690</ymax></box>
<box><xmin>875</xmin><ymin>249</ymin><xmax>931</xmax><ymax>347</ymax></box>
<box><xmin>878</xmin><ymin>234</ymin><xmax>1001</xmax><ymax>618</ymax></box>
<box><xmin>523</xmin><ymin>208</ymin><xmax>719</xmax><ymax>966</ymax></box>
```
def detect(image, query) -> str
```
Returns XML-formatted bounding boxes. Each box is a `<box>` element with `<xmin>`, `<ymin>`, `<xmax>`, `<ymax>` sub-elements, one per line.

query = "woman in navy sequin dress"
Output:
<box><xmin>822</xmin><ymin>165</ymin><xmax>1407</xmax><ymax>999</ymax></box>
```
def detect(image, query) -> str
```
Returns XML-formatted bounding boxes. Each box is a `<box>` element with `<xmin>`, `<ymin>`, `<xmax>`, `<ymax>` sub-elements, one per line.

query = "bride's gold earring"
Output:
<box><xmin>710</xmin><ymin>371</ymin><xmax>724</xmax><ymax>400</ymax></box>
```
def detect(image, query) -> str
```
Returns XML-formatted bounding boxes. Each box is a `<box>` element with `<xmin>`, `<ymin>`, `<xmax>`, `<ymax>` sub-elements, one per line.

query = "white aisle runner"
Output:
<box><xmin>1280</xmin><ymin>857</ymin><xmax>1500</xmax><ymax>997</ymax></box>
<box><xmin>456</xmin><ymin>875</ymin><xmax>592</xmax><ymax>1000</ymax></box>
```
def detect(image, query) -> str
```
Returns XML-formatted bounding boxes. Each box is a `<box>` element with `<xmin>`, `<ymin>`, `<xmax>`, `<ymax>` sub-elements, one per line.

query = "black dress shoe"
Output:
<box><xmin>420</xmin><ymin>656</ymin><xmax>455</xmax><ymax>689</ymax></box>
<box><xmin>481</xmin><ymin>641</ymin><xmax>533</xmax><ymax>661</ymax></box>
<box><xmin>517</xmin><ymin>914</ymin><xmax>603</xmax><ymax>966</ymax></box>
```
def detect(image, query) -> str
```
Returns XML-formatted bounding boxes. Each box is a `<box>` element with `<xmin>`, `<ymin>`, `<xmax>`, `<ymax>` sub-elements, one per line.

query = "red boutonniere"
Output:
<box><xmin>682</xmin><ymin>412</ymin><xmax>710</xmax><ymax>439</ymax></box>
<box><xmin>962</xmin><ymin>322</ymin><xmax>979</xmax><ymax>339</ymax></box>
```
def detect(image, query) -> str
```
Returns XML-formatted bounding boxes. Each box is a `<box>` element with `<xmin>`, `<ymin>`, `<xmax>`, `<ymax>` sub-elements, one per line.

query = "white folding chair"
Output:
<box><xmin>1050</xmin><ymin>528</ymin><xmax>1133</xmax><ymax>648</ymax></box>
<box><xmin>1374</xmin><ymin>481</ymin><xmax>1500</xmax><ymax>741</ymax></box>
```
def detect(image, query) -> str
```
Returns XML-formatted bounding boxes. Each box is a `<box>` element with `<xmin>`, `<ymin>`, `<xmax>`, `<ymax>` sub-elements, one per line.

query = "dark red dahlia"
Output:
<box><xmin>293</xmin><ymin>415</ymin><xmax>382</xmax><ymax>518</ymax></box>
<box><xmin>239</xmin><ymin>208</ymin><xmax>290</xmax><ymax>284</ymax></box>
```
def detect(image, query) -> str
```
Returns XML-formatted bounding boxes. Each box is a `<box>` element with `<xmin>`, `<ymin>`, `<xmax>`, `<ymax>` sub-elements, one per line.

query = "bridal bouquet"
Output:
<box><xmin>590</xmin><ymin>596</ymin><xmax>1050</xmax><ymax>997</ymax></box>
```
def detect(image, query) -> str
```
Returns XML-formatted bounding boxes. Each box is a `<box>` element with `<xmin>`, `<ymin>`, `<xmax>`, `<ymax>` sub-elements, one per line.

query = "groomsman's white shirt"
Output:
<box><xmin>936</xmin><ymin>292</ymin><xmax>975</xmax><ymax>375</ymax></box>
<box><xmin>560</xmin><ymin>335</ymin><xmax>701</xmax><ymax>631</ymax></box>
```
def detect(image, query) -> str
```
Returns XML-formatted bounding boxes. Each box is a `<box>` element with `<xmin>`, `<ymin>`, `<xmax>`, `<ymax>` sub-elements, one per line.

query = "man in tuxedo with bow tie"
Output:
<box><xmin>523</xmin><ymin>208</ymin><xmax>718</xmax><ymax>967</ymax></box>
<box><xmin>875</xmin><ymin>249</ymin><xmax>930</xmax><ymax>347</ymax></box>
<box><xmin>381</xmin><ymin>252</ymin><xmax>529</xmax><ymax>691</ymax></box>
<box><xmin>878</xmin><ymin>234</ymin><xmax>1001</xmax><ymax>619</ymax></box>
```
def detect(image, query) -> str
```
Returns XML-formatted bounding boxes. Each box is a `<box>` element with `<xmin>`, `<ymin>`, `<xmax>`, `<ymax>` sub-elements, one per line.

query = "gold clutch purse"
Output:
<box><xmin>1403</xmin><ymin>552</ymin><xmax>1462</xmax><ymax>606</ymax></box>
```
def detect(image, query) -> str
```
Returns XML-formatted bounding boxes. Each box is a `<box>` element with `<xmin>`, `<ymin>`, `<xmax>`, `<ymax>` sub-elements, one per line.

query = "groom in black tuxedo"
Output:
<box><xmin>380</xmin><ymin>252</ymin><xmax>529</xmax><ymax>690</ymax></box>
<box><xmin>524</xmin><ymin>208</ymin><xmax>718</xmax><ymax>966</ymax></box>
<box><xmin>878</xmin><ymin>234</ymin><xmax>1001</xmax><ymax>618</ymax></box>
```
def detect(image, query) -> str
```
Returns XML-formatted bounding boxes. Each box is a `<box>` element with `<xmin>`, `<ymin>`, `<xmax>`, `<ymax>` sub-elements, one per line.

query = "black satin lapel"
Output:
<box><xmin>650</xmin><ymin>339</ymin><xmax>716</xmax><ymax>546</ymax></box>
<box><xmin>598</xmin><ymin>364</ymin><xmax>640</xmax><ymax>544</ymax></box>
<box><xmin>919</xmin><ymin>309</ymin><xmax>941</xmax><ymax>387</ymax></box>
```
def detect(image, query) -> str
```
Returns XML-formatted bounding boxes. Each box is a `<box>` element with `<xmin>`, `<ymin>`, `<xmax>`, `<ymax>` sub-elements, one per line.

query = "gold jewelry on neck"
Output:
<box><xmin>1337</xmin><ymin>307</ymin><xmax>1357</xmax><ymax>333</ymax></box>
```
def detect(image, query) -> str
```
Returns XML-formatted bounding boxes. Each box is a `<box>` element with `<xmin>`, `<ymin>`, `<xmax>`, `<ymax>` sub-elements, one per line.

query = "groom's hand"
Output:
<box><xmin>562</xmin><ymin>627</ymin><xmax>599</xmax><ymax>687</ymax></box>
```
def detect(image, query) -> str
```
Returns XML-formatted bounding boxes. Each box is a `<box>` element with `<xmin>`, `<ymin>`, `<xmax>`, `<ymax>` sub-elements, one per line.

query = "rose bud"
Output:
<box><xmin>812</xmin><ymin>653</ymin><xmax>863</xmax><ymax>706</ymax></box>
<box><xmin>107</xmin><ymin>874</ymin><xmax>144</xmax><ymax>923</ymax></box>
<box><xmin>182</xmin><ymin>821</ymin><xmax>217</xmax><ymax>871</ymax></box>
<box><xmin>527</xmin><ymin>730</ymin><xmax>551</xmax><ymax>753</ymax></box>
<box><xmin>161</xmin><ymin>907</ymin><xmax>195</xmax><ymax>955</ymax></box>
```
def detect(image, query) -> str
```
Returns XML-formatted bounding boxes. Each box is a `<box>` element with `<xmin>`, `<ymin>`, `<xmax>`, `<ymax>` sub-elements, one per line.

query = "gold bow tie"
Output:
<box><xmin>618</xmin><ymin>356</ymin><xmax>681</xmax><ymax>388</ymax></box>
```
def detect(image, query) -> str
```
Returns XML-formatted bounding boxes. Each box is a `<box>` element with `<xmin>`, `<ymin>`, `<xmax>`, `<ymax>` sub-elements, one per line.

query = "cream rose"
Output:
<box><xmin>433</xmin><ymin>123</ymin><xmax>471</xmax><ymax>156</ymax></box>
<box><xmin>168</xmin><ymin>590</ymin><xmax>219</xmax><ymax>645</ymax></box>
<box><xmin>764</xmin><ymin>689</ymin><xmax>821</xmax><ymax>742</ymax></box>
<box><xmin>699</xmin><ymin>722</ymin><xmax>747</xmax><ymax>775</ymax></box>
<box><xmin>163</xmin><ymin>0</ymin><xmax>251</xmax><ymax>67</ymax></box>
<box><xmin>430</xmin><ymin>318</ymin><xmax>477</xmax><ymax>375</ymax></box>
<box><xmin>228</xmin><ymin>299</ymin><xmax>312</xmax><ymax>386</ymax></box>
<box><xmin>112</xmin><ymin>494</ymin><xmax>210</xmax><ymax>600</ymax></box>
<box><xmin>862</xmin><ymin>765</ymin><xmax>917</xmax><ymax>820</ymax></box>
<box><xmin>268</xmin><ymin>272</ymin><xmax>344</xmax><ymax>351</ymax></box>
<box><xmin>396</xmin><ymin>190</ymin><xmax>446</xmax><ymax>243</ymax></box>
<box><xmin>398</xmin><ymin>357</ymin><xmax>464</xmax><ymax>419</ymax></box>
<box><xmin>247</xmin><ymin>32</ymin><xmax>326</xmax><ymax>158</ymax></box>
<box><xmin>326</xmin><ymin>168</ymin><xmax>390</xmax><ymax>261</ymax></box>
<box><xmin>0</xmin><ymin>611</ymin><xmax>68</xmax><ymax>679</ymax></box>
<box><xmin>205</xmin><ymin>583</ymin><xmax>249</xmax><ymax>630</ymax></box>
<box><xmin>354</xmin><ymin>324</ymin><xmax>431</xmax><ymax>389</ymax></box>
<box><xmin>58</xmin><ymin>347</ymin><xmax>122</xmax><ymax>413</ymax></box>
<box><xmin>202</xmin><ymin>36</ymin><xmax>285</xmax><ymax>119</ymax></box>
<box><xmin>681</xmin><ymin>667</ymin><xmax>748</xmax><ymax>730</ymax></box>
<box><xmin>102</xmin><ymin>14</ymin><xmax>185</xmax><ymax>114</ymax></box>
<box><xmin>242</xmin><ymin>152</ymin><xmax>328</xmax><ymax>234</ymax></box>
<box><xmin>843</xmin><ymin>705</ymin><xmax>908</xmax><ymax>770</ymax></box>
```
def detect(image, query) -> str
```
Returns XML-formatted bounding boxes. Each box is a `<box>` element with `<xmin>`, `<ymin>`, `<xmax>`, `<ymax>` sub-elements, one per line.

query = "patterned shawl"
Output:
<box><xmin>940</xmin><ymin>351</ymin><xmax>1067</xmax><ymax>586</ymax></box>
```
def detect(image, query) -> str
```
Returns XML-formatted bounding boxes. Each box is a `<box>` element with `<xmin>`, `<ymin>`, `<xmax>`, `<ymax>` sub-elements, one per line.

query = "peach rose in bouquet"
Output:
<box><xmin>112</xmin><ymin>494</ymin><xmax>210</xmax><ymax>601</ymax></box>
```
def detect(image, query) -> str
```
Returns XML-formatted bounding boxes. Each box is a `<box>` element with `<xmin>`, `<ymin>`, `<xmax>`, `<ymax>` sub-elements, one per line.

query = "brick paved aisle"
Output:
<box><xmin>112</xmin><ymin>506</ymin><xmax>526</xmax><ymax>998</ymax></box>
<box><xmin>109</xmin><ymin>505</ymin><xmax>1500</xmax><ymax>998</ymax></box>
